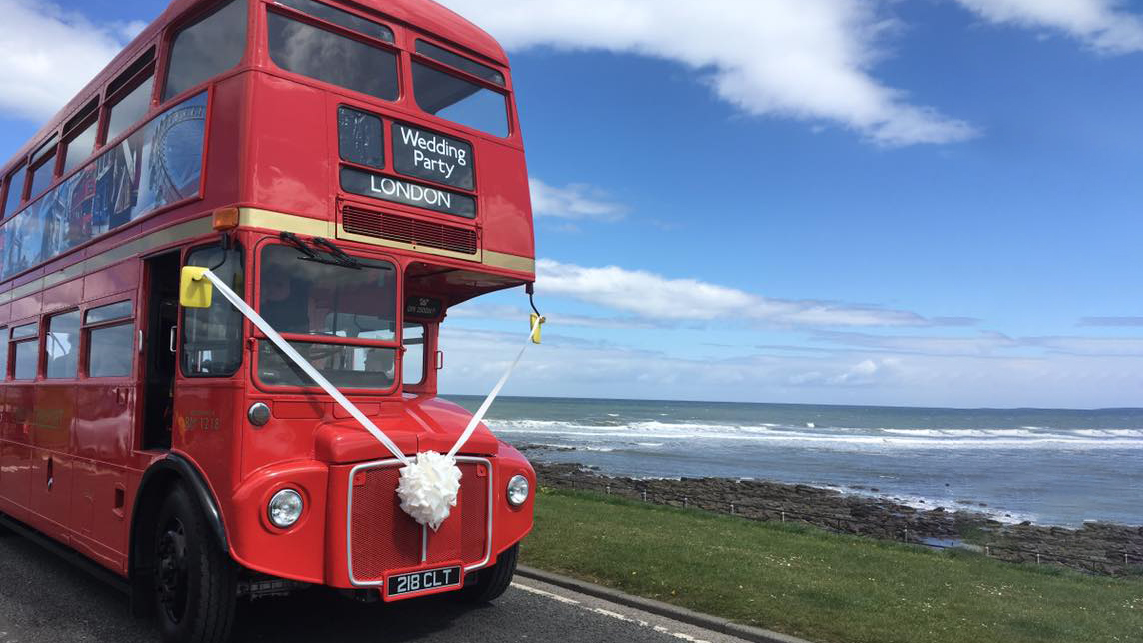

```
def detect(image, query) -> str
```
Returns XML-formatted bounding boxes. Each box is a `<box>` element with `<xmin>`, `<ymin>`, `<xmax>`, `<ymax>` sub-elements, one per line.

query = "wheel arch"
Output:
<box><xmin>128</xmin><ymin>453</ymin><xmax>229</xmax><ymax>616</ymax></box>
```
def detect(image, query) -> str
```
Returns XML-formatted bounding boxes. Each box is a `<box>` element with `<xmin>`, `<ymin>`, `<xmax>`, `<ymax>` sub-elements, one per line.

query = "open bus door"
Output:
<box><xmin>140</xmin><ymin>252</ymin><xmax>181</xmax><ymax>452</ymax></box>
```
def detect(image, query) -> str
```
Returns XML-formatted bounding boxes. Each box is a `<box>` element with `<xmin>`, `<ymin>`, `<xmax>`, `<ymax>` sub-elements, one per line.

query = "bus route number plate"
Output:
<box><xmin>387</xmin><ymin>565</ymin><xmax>462</xmax><ymax>599</ymax></box>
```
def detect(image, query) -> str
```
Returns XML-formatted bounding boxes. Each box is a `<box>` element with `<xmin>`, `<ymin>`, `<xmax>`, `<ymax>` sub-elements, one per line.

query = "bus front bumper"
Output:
<box><xmin>226</xmin><ymin>443</ymin><xmax>535</xmax><ymax>597</ymax></box>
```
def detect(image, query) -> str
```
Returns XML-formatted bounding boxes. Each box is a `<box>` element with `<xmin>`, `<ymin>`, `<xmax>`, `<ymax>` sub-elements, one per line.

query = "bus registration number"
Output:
<box><xmin>387</xmin><ymin>566</ymin><xmax>462</xmax><ymax>598</ymax></box>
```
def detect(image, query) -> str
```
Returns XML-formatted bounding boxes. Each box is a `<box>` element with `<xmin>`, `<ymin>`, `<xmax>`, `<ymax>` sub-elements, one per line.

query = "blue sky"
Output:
<box><xmin>2</xmin><ymin>0</ymin><xmax>1142</xmax><ymax>408</ymax></box>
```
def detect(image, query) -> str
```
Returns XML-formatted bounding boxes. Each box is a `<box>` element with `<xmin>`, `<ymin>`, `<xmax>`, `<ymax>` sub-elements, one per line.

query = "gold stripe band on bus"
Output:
<box><xmin>0</xmin><ymin>208</ymin><xmax>535</xmax><ymax>304</ymax></box>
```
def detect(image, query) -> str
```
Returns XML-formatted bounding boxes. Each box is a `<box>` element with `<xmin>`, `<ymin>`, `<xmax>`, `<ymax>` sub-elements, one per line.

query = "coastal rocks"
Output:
<box><xmin>533</xmin><ymin>462</ymin><xmax>1143</xmax><ymax>577</ymax></box>
<box><xmin>515</xmin><ymin>443</ymin><xmax>577</xmax><ymax>454</ymax></box>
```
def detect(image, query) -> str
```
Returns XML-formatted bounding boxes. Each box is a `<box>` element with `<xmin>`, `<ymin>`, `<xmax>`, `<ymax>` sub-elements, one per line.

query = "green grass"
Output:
<box><xmin>519</xmin><ymin>488</ymin><xmax>1143</xmax><ymax>643</ymax></box>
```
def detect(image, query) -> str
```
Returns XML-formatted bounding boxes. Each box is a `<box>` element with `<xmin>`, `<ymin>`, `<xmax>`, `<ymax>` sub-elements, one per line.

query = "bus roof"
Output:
<box><xmin>3</xmin><ymin>0</ymin><xmax>509</xmax><ymax>176</ymax></box>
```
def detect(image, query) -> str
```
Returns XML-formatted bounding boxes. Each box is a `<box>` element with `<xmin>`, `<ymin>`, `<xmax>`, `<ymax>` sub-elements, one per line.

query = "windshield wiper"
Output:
<box><xmin>280</xmin><ymin>231</ymin><xmax>321</xmax><ymax>261</ymax></box>
<box><xmin>280</xmin><ymin>232</ymin><xmax>363</xmax><ymax>269</ymax></box>
<box><xmin>312</xmin><ymin>237</ymin><xmax>361</xmax><ymax>270</ymax></box>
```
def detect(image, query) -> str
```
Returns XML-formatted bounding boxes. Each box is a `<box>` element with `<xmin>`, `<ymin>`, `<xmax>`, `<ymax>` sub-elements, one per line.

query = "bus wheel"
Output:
<box><xmin>153</xmin><ymin>485</ymin><xmax>237</xmax><ymax>643</ymax></box>
<box><xmin>456</xmin><ymin>544</ymin><xmax>518</xmax><ymax>603</ymax></box>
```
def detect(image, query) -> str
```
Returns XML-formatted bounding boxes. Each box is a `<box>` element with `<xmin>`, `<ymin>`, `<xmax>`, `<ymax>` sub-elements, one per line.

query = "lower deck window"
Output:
<box><xmin>13</xmin><ymin>341</ymin><xmax>37</xmax><ymax>380</ymax></box>
<box><xmin>45</xmin><ymin>311</ymin><xmax>81</xmax><ymax>379</ymax></box>
<box><xmin>11</xmin><ymin>322</ymin><xmax>38</xmax><ymax>380</ymax></box>
<box><xmin>403</xmin><ymin>323</ymin><xmax>424</xmax><ymax>386</ymax></box>
<box><xmin>89</xmin><ymin>323</ymin><xmax>134</xmax><ymax>378</ymax></box>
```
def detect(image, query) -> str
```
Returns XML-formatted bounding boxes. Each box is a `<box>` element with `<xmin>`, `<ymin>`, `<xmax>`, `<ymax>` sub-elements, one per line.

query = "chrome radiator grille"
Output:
<box><xmin>347</xmin><ymin>458</ymin><xmax>492</xmax><ymax>586</ymax></box>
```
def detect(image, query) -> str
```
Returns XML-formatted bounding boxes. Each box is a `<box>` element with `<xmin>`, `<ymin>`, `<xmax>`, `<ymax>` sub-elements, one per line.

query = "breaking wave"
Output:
<box><xmin>485</xmin><ymin>418</ymin><xmax>1143</xmax><ymax>450</ymax></box>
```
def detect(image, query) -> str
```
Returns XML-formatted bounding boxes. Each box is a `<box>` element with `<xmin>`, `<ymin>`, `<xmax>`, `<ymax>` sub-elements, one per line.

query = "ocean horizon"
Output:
<box><xmin>447</xmin><ymin>395</ymin><xmax>1143</xmax><ymax>528</ymax></box>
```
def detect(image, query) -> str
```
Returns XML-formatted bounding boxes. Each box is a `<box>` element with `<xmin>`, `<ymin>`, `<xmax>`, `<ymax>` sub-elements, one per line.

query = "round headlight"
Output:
<box><xmin>268</xmin><ymin>489</ymin><xmax>303</xmax><ymax>529</ymax></box>
<box><xmin>248</xmin><ymin>402</ymin><xmax>271</xmax><ymax>426</ymax></box>
<box><xmin>507</xmin><ymin>475</ymin><xmax>530</xmax><ymax>507</ymax></box>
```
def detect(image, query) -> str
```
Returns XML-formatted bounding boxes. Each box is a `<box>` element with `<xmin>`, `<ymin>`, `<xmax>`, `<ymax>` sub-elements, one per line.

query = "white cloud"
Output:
<box><xmin>813</xmin><ymin>330</ymin><xmax>1020</xmax><ymax>355</ymax></box>
<box><xmin>449</xmin><ymin>303</ymin><xmax>656</xmax><ymax>329</ymax></box>
<box><xmin>437</xmin><ymin>327</ymin><xmax>1143</xmax><ymax>407</ymax></box>
<box><xmin>1025</xmin><ymin>336</ymin><xmax>1143</xmax><ymax>356</ymax></box>
<box><xmin>536</xmin><ymin>258</ymin><xmax>932</xmax><ymax>327</ymax></box>
<box><xmin>815</xmin><ymin>329</ymin><xmax>1143</xmax><ymax>357</ymax></box>
<box><xmin>529</xmin><ymin>179</ymin><xmax>626</xmax><ymax>221</ymax></box>
<box><xmin>0</xmin><ymin>0</ymin><xmax>140</xmax><ymax>121</ymax></box>
<box><xmin>439</xmin><ymin>0</ymin><xmax>976</xmax><ymax>146</ymax></box>
<box><xmin>953</xmin><ymin>0</ymin><xmax>1143</xmax><ymax>54</ymax></box>
<box><xmin>1078</xmin><ymin>316</ymin><xmax>1143</xmax><ymax>327</ymax></box>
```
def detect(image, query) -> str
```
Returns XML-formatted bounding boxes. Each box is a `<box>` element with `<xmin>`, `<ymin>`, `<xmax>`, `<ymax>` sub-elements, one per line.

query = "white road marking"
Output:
<box><xmin>510</xmin><ymin>582</ymin><xmax>582</xmax><ymax>605</ymax></box>
<box><xmin>512</xmin><ymin>581</ymin><xmax>714</xmax><ymax>643</ymax></box>
<box><xmin>591</xmin><ymin>607</ymin><xmax>632</xmax><ymax>622</ymax></box>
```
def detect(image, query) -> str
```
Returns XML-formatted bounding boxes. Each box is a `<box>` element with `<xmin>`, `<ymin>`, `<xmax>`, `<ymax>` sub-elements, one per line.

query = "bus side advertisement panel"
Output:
<box><xmin>0</xmin><ymin>93</ymin><xmax>209</xmax><ymax>280</ymax></box>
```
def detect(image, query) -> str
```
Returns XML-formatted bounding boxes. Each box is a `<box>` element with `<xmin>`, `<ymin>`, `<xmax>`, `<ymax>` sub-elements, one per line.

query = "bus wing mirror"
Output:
<box><xmin>180</xmin><ymin>266</ymin><xmax>213</xmax><ymax>309</ymax></box>
<box><xmin>530</xmin><ymin>313</ymin><xmax>545</xmax><ymax>345</ymax></box>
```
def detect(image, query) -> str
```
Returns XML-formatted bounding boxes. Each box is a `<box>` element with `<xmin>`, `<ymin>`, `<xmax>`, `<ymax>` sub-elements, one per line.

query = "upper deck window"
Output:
<box><xmin>163</xmin><ymin>0</ymin><xmax>247</xmax><ymax>102</ymax></box>
<box><xmin>107</xmin><ymin>77</ymin><xmax>156</xmax><ymax>144</ymax></box>
<box><xmin>415</xmin><ymin>41</ymin><xmax>505</xmax><ymax>87</ymax></box>
<box><xmin>266</xmin><ymin>11</ymin><xmax>398</xmax><ymax>102</ymax></box>
<box><xmin>62</xmin><ymin>100</ymin><xmax>99</xmax><ymax>176</ymax></box>
<box><xmin>338</xmin><ymin>106</ymin><xmax>384</xmax><ymax>169</ymax></box>
<box><xmin>413</xmin><ymin>62</ymin><xmax>509</xmax><ymax>138</ymax></box>
<box><xmin>63</xmin><ymin>121</ymin><xmax>98</xmax><ymax>176</ymax></box>
<box><xmin>106</xmin><ymin>49</ymin><xmax>157</xmax><ymax>145</ymax></box>
<box><xmin>28</xmin><ymin>136</ymin><xmax>59</xmax><ymax>200</ymax></box>
<box><xmin>273</xmin><ymin>0</ymin><xmax>394</xmax><ymax>43</ymax></box>
<box><xmin>2</xmin><ymin>164</ymin><xmax>23</xmax><ymax>217</ymax></box>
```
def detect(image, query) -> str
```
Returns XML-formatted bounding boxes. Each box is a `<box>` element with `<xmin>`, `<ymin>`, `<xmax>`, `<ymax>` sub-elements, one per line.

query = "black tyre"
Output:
<box><xmin>456</xmin><ymin>544</ymin><xmax>518</xmax><ymax>603</ymax></box>
<box><xmin>153</xmin><ymin>485</ymin><xmax>237</xmax><ymax>643</ymax></box>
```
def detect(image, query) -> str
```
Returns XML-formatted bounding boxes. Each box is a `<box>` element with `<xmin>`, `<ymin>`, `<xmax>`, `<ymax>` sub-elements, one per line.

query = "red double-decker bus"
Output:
<box><xmin>0</xmin><ymin>0</ymin><xmax>537</xmax><ymax>640</ymax></box>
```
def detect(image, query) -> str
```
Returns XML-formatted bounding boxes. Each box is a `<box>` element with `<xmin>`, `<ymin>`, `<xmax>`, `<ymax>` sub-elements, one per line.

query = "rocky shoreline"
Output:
<box><xmin>521</xmin><ymin>448</ymin><xmax>1143</xmax><ymax>577</ymax></box>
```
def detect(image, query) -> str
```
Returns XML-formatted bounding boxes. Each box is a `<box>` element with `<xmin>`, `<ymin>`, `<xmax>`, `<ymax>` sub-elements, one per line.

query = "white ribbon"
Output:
<box><xmin>199</xmin><ymin>269</ymin><xmax>542</xmax><ymax>529</ymax></box>
<box><xmin>202</xmin><ymin>270</ymin><xmax>411</xmax><ymax>466</ymax></box>
<box><xmin>448</xmin><ymin>315</ymin><xmax>543</xmax><ymax>459</ymax></box>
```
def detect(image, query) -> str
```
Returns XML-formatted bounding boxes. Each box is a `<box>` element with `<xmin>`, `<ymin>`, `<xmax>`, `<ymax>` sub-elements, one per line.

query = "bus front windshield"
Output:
<box><xmin>257</xmin><ymin>244</ymin><xmax>398</xmax><ymax>391</ymax></box>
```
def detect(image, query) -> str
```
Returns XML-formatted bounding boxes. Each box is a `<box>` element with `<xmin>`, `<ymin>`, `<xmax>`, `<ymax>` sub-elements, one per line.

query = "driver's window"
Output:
<box><xmin>182</xmin><ymin>244</ymin><xmax>244</xmax><ymax>376</ymax></box>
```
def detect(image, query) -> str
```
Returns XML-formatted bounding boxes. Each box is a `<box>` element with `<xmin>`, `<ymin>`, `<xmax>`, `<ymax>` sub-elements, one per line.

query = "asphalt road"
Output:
<box><xmin>0</xmin><ymin>532</ymin><xmax>747</xmax><ymax>643</ymax></box>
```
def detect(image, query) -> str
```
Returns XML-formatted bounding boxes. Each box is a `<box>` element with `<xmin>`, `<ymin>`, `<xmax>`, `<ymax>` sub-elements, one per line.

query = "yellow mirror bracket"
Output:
<box><xmin>530</xmin><ymin>313</ymin><xmax>546</xmax><ymax>344</ymax></box>
<box><xmin>180</xmin><ymin>266</ymin><xmax>214</xmax><ymax>309</ymax></box>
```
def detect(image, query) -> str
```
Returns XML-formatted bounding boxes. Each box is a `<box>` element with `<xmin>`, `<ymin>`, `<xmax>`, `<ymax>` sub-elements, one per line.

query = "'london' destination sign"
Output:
<box><xmin>340</xmin><ymin>167</ymin><xmax>476</xmax><ymax>219</ymax></box>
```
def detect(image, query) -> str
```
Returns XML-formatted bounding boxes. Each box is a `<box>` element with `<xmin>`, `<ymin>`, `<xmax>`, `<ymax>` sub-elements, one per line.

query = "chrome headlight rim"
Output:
<box><xmin>507</xmin><ymin>474</ymin><xmax>530</xmax><ymax>507</ymax></box>
<box><xmin>268</xmin><ymin>488</ymin><xmax>304</xmax><ymax>529</ymax></box>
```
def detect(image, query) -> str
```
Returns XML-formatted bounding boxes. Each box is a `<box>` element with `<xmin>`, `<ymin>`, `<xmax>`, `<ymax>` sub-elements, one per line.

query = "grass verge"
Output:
<box><xmin>519</xmin><ymin>488</ymin><xmax>1143</xmax><ymax>643</ymax></box>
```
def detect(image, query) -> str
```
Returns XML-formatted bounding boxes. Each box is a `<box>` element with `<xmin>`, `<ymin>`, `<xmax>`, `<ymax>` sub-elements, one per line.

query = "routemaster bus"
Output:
<box><xmin>0</xmin><ymin>1</ymin><xmax>537</xmax><ymax>641</ymax></box>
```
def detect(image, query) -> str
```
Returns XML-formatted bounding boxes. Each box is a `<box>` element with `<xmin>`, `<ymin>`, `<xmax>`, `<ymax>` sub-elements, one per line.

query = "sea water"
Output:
<box><xmin>447</xmin><ymin>396</ymin><xmax>1143</xmax><ymax>527</ymax></box>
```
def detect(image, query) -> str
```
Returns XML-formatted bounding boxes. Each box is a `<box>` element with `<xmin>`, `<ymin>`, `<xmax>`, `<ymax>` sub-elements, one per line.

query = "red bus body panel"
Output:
<box><xmin>0</xmin><ymin>0</ymin><xmax>536</xmax><ymax>594</ymax></box>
